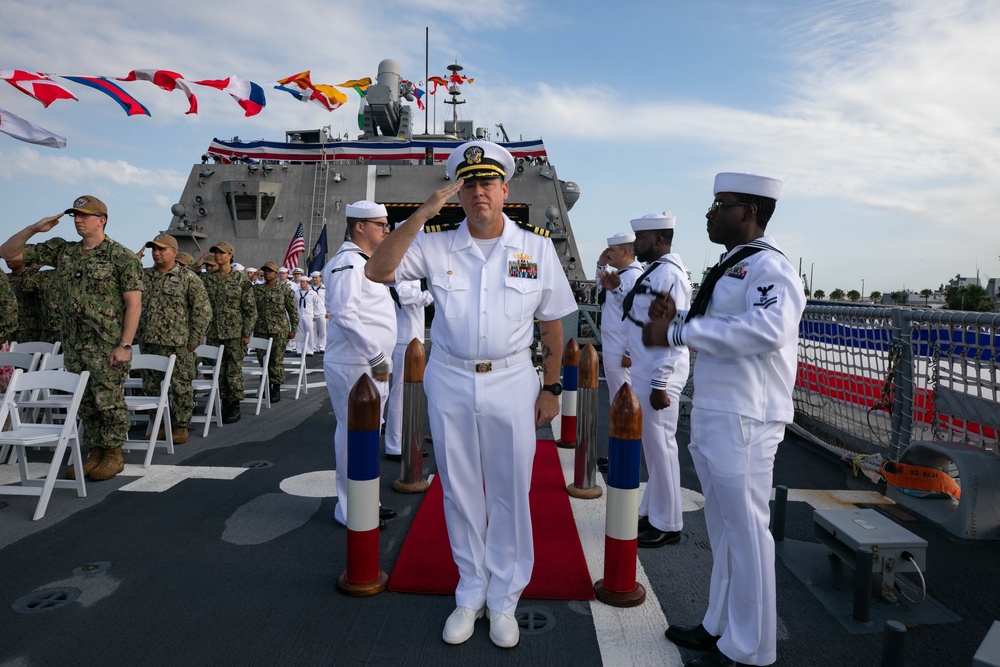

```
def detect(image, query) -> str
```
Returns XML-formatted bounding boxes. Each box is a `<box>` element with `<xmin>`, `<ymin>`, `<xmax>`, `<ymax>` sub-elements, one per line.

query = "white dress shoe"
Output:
<box><xmin>442</xmin><ymin>606</ymin><xmax>484</xmax><ymax>645</ymax></box>
<box><xmin>488</xmin><ymin>609</ymin><xmax>520</xmax><ymax>648</ymax></box>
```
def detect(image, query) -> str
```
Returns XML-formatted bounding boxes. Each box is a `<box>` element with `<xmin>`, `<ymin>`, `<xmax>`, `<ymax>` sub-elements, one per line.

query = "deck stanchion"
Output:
<box><xmin>336</xmin><ymin>374</ymin><xmax>389</xmax><ymax>596</ymax></box>
<box><xmin>393</xmin><ymin>338</ymin><xmax>429</xmax><ymax>494</ymax></box>
<box><xmin>880</xmin><ymin>620</ymin><xmax>906</xmax><ymax>667</ymax></box>
<box><xmin>593</xmin><ymin>383</ymin><xmax>646</xmax><ymax>607</ymax></box>
<box><xmin>567</xmin><ymin>343</ymin><xmax>602</xmax><ymax>499</ymax></box>
<box><xmin>772</xmin><ymin>485</ymin><xmax>788</xmax><ymax>543</ymax></box>
<box><xmin>556</xmin><ymin>339</ymin><xmax>579</xmax><ymax>449</ymax></box>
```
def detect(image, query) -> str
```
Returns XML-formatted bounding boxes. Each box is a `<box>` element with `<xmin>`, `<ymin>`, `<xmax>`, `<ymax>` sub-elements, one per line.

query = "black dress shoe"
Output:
<box><xmin>379</xmin><ymin>507</ymin><xmax>397</xmax><ymax>520</ymax></box>
<box><xmin>378</xmin><ymin>518</ymin><xmax>387</xmax><ymax>531</ymax></box>
<box><xmin>638</xmin><ymin>527</ymin><xmax>681</xmax><ymax>548</ymax></box>
<box><xmin>638</xmin><ymin>515</ymin><xmax>651</xmax><ymax>532</ymax></box>
<box><xmin>385</xmin><ymin>453</ymin><xmax>401</xmax><ymax>462</ymax></box>
<box><xmin>684</xmin><ymin>646</ymin><xmax>737</xmax><ymax>667</ymax></box>
<box><xmin>597</xmin><ymin>456</ymin><xmax>609</xmax><ymax>473</ymax></box>
<box><xmin>665</xmin><ymin>623</ymin><xmax>719</xmax><ymax>651</ymax></box>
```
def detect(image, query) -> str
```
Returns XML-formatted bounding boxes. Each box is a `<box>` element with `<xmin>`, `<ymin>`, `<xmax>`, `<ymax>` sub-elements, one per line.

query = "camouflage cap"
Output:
<box><xmin>176</xmin><ymin>252</ymin><xmax>194</xmax><ymax>267</ymax></box>
<box><xmin>146</xmin><ymin>233</ymin><xmax>179</xmax><ymax>250</ymax></box>
<box><xmin>261</xmin><ymin>261</ymin><xmax>279</xmax><ymax>272</ymax></box>
<box><xmin>65</xmin><ymin>195</ymin><xmax>108</xmax><ymax>217</ymax></box>
<box><xmin>210</xmin><ymin>241</ymin><xmax>235</xmax><ymax>255</ymax></box>
<box><xmin>203</xmin><ymin>255</ymin><xmax>219</xmax><ymax>267</ymax></box>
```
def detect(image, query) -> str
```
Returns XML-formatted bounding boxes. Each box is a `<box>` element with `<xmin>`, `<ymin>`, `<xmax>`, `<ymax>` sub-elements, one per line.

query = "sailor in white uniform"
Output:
<box><xmin>619</xmin><ymin>212</ymin><xmax>691</xmax><ymax>549</ymax></box>
<box><xmin>365</xmin><ymin>141</ymin><xmax>577</xmax><ymax>649</ymax></box>
<box><xmin>595</xmin><ymin>231</ymin><xmax>642</xmax><ymax>401</ymax></box>
<box><xmin>646</xmin><ymin>172</ymin><xmax>805</xmax><ymax>667</ymax></box>
<box><xmin>309</xmin><ymin>271</ymin><xmax>328</xmax><ymax>352</ymax></box>
<box><xmin>384</xmin><ymin>279</ymin><xmax>433</xmax><ymax>459</ymax></box>
<box><xmin>322</xmin><ymin>200</ymin><xmax>398</xmax><ymax>528</ymax></box>
<box><xmin>295</xmin><ymin>276</ymin><xmax>321</xmax><ymax>354</ymax></box>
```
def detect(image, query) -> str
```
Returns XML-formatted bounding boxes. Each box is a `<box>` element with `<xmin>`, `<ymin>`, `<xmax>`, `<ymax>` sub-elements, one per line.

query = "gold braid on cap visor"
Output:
<box><xmin>455</xmin><ymin>162</ymin><xmax>506</xmax><ymax>180</ymax></box>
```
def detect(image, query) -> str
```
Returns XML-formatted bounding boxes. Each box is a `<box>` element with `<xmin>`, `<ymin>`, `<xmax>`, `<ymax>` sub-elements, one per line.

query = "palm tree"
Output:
<box><xmin>890</xmin><ymin>291</ymin><xmax>904</xmax><ymax>304</ymax></box>
<box><xmin>920</xmin><ymin>288</ymin><xmax>933</xmax><ymax>306</ymax></box>
<box><xmin>847</xmin><ymin>290</ymin><xmax>861</xmax><ymax>302</ymax></box>
<box><xmin>945</xmin><ymin>285</ymin><xmax>995</xmax><ymax>312</ymax></box>
<box><xmin>814</xmin><ymin>289</ymin><xmax>826</xmax><ymax>299</ymax></box>
<box><xmin>830</xmin><ymin>288</ymin><xmax>845</xmax><ymax>300</ymax></box>
<box><xmin>869</xmin><ymin>290</ymin><xmax>882</xmax><ymax>304</ymax></box>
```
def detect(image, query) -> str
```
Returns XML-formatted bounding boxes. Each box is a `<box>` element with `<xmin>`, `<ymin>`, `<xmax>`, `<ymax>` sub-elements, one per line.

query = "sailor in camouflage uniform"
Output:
<box><xmin>4</xmin><ymin>260</ymin><xmax>35</xmax><ymax>343</ymax></box>
<box><xmin>0</xmin><ymin>269</ymin><xmax>16</xmax><ymax>344</ymax></box>
<box><xmin>200</xmin><ymin>241</ymin><xmax>257</xmax><ymax>423</ymax></box>
<box><xmin>139</xmin><ymin>233</ymin><xmax>212</xmax><ymax>444</ymax></box>
<box><xmin>253</xmin><ymin>262</ymin><xmax>298</xmax><ymax>402</ymax></box>
<box><xmin>1</xmin><ymin>195</ymin><xmax>143</xmax><ymax>482</ymax></box>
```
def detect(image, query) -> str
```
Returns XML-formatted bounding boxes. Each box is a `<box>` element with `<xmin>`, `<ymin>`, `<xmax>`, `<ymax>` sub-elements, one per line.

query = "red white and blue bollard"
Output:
<box><xmin>336</xmin><ymin>373</ymin><xmax>388</xmax><ymax>596</ymax></box>
<box><xmin>556</xmin><ymin>339</ymin><xmax>580</xmax><ymax>450</ymax></box>
<box><xmin>593</xmin><ymin>382</ymin><xmax>646</xmax><ymax>607</ymax></box>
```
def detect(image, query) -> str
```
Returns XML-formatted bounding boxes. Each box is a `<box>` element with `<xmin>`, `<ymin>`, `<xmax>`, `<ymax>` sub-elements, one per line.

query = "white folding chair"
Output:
<box><xmin>283</xmin><ymin>331</ymin><xmax>310</xmax><ymax>400</ymax></box>
<box><xmin>242</xmin><ymin>336</ymin><xmax>272</xmax><ymax>415</ymax></box>
<box><xmin>0</xmin><ymin>369</ymin><xmax>89</xmax><ymax>521</ymax></box>
<box><xmin>38</xmin><ymin>353</ymin><xmax>65</xmax><ymax>371</ymax></box>
<box><xmin>0</xmin><ymin>352</ymin><xmax>42</xmax><ymax>464</ymax></box>
<box><xmin>191</xmin><ymin>344</ymin><xmax>224</xmax><ymax>437</ymax></box>
<box><xmin>9</xmin><ymin>341</ymin><xmax>61</xmax><ymax>356</ymax></box>
<box><xmin>17</xmin><ymin>353</ymin><xmax>70</xmax><ymax>427</ymax></box>
<box><xmin>120</xmin><ymin>353</ymin><xmax>176</xmax><ymax>468</ymax></box>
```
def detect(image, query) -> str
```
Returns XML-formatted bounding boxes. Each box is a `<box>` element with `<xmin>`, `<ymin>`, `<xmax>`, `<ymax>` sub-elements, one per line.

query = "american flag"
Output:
<box><xmin>282</xmin><ymin>223</ymin><xmax>306</xmax><ymax>271</ymax></box>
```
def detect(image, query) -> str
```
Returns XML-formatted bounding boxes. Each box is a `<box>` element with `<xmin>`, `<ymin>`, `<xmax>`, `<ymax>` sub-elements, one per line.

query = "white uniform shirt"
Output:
<box><xmin>668</xmin><ymin>237</ymin><xmax>806</xmax><ymax>423</ymax></box>
<box><xmin>310</xmin><ymin>284</ymin><xmax>327</xmax><ymax>317</ymax></box>
<box><xmin>323</xmin><ymin>241</ymin><xmax>397</xmax><ymax>366</ymax></box>
<box><xmin>596</xmin><ymin>259</ymin><xmax>643</xmax><ymax>356</ymax></box>
<box><xmin>395</xmin><ymin>215</ymin><xmax>577</xmax><ymax>360</ymax></box>
<box><xmin>393</xmin><ymin>280</ymin><xmax>433</xmax><ymax>346</ymax></box>
<box><xmin>295</xmin><ymin>285</ymin><xmax>321</xmax><ymax>326</ymax></box>
<box><xmin>625</xmin><ymin>254</ymin><xmax>692</xmax><ymax>394</ymax></box>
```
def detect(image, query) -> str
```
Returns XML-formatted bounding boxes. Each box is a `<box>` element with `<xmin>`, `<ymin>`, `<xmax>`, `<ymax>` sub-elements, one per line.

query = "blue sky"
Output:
<box><xmin>2</xmin><ymin>0</ymin><xmax>998</xmax><ymax>296</ymax></box>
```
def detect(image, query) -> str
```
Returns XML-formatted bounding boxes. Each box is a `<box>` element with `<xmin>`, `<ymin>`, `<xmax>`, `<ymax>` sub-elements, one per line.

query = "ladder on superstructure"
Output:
<box><xmin>307</xmin><ymin>152</ymin><xmax>330</xmax><ymax>263</ymax></box>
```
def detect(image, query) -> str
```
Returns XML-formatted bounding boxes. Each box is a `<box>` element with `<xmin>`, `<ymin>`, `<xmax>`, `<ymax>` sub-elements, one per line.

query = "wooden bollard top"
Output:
<box><xmin>609</xmin><ymin>383</ymin><xmax>642</xmax><ymax>440</ymax></box>
<box><xmin>578</xmin><ymin>343</ymin><xmax>599</xmax><ymax>390</ymax></box>
<box><xmin>562</xmin><ymin>338</ymin><xmax>580</xmax><ymax>366</ymax></box>
<box><xmin>348</xmin><ymin>374</ymin><xmax>382</xmax><ymax>431</ymax></box>
<box><xmin>404</xmin><ymin>338</ymin><xmax>426</xmax><ymax>383</ymax></box>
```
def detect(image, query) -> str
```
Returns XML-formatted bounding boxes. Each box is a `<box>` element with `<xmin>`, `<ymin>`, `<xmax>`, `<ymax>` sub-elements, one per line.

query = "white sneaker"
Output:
<box><xmin>442</xmin><ymin>606</ymin><xmax>484</xmax><ymax>645</ymax></box>
<box><xmin>488</xmin><ymin>609</ymin><xmax>520</xmax><ymax>648</ymax></box>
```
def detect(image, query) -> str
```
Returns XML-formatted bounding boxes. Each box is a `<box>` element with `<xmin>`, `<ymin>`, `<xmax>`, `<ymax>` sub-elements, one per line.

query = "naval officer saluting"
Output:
<box><xmin>366</xmin><ymin>140</ymin><xmax>577</xmax><ymax>649</ymax></box>
<box><xmin>322</xmin><ymin>200</ymin><xmax>398</xmax><ymax>529</ymax></box>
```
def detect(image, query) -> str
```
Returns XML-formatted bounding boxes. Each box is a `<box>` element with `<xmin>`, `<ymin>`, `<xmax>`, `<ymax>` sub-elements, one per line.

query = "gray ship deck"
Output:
<box><xmin>1</xmin><ymin>359</ymin><xmax>996</xmax><ymax>666</ymax></box>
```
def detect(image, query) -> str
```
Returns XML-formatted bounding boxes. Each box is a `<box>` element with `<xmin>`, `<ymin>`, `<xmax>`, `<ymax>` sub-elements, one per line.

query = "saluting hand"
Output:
<box><xmin>414</xmin><ymin>181</ymin><xmax>462</xmax><ymax>223</ymax></box>
<box><xmin>32</xmin><ymin>213</ymin><xmax>63</xmax><ymax>234</ymax></box>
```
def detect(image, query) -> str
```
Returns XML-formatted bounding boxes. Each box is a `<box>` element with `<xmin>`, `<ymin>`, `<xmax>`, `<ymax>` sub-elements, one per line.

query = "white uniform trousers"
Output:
<box><xmin>602</xmin><ymin>348</ymin><xmax>632</xmax><ymax>405</ymax></box>
<box><xmin>634</xmin><ymin>372</ymin><xmax>683</xmax><ymax>532</ymax></box>
<box><xmin>313</xmin><ymin>314</ymin><xmax>327</xmax><ymax>352</ymax></box>
<box><xmin>325</xmin><ymin>360</ymin><xmax>389</xmax><ymax>527</ymax></box>
<box><xmin>384</xmin><ymin>341</ymin><xmax>410</xmax><ymax>456</ymax></box>
<box><xmin>424</xmin><ymin>355</ymin><xmax>537</xmax><ymax>616</ymax></box>
<box><xmin>689</xmin><ymin>406</ymin><xmax>782</xmax><ymax>666</ymax></box>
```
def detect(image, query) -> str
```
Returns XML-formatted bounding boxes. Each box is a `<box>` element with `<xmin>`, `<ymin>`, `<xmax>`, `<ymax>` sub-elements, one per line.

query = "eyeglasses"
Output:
<box><xmin>363</xmin><ymin>221</ymin><xmax>391</xmax><ymax>231</ymax></box>
<box><xmin>708</xmin><ymin>200</ymin><xmax>747</xmax><ymax>214</ymax></box>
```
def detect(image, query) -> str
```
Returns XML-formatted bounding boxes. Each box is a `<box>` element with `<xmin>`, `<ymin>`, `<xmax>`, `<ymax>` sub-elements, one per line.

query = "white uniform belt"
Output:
<box><xmin>436</xmin><ymin>349</ymin><xmax>532</xmax><ymax>373</ymax></box>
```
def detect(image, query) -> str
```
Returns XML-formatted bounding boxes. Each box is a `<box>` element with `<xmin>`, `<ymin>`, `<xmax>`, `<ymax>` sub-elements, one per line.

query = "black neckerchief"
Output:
<box><xmin>686</xmin><ymin>243</ymin><xmax>776</xmax><ymax>322</ymax></box>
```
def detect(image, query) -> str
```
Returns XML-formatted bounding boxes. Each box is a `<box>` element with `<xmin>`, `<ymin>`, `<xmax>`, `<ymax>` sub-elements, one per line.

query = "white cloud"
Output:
<box><xmin>0</xmin><ymin>146</ymin><xmax>186</xmax><ymax>190</ymax></box>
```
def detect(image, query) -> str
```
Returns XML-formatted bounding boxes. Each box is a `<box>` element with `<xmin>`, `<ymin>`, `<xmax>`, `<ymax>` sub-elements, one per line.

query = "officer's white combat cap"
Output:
<box><xmin>630</xmin><ymin>212</ymin><xmax>676</xmax><ymax>232</ymax></box>
<box><xmin>345</xmin><ymin>200</ymin><xmax>388</xmax><ymax>219</ymax></box>
<box><xmin>292</xmin><ymin>267</ymin><xmax>304</xmax><ymax>274</ymax></box>
<box><xmin>714</xmin><ymin>172</ymin><xmax>782</xmax><ymax>200</ymax></box>
<box><xmin>606</xmin><ymin>232</ymin><xmax>636</xmax><ymax>246</ymax></box>
<box><xmin>446</xmin><ymin>140</ymin><xmax>515</xmax><ymax>183</ymax></box>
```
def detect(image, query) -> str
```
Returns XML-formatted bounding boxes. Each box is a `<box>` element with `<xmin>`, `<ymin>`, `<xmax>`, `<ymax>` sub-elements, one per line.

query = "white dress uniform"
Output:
<box><xmin>624</xmin><ymin>253</ymin><xmax>691</xmax><ymax>534</ymax></box>
<box><xmin>596</xmin><ymin>258</ymin><xmax>643</xmax><ymax>401</ymax></box>
<box><xmin>395</xmin><ymin>214</ymin><xmax>576</xmax><ymax>615</ymax></box>
<box><xmin>385</xmin><ymin>280</ymin><xmax>434</xmax><ymax>457</ymax></box>
<box><xmin>323</xmin><ymin>240</ymin><xmax>397</xmax><ymax>527</ymax></box>
<box><xmin>295</xmin><ymin>285</ymin><xmax>322</xmax><ymax>354</ymax></box>
<box><xmin>310</xmin><ymin>279</ymin><xmax>327</xmax><ymax>352</ymax></box>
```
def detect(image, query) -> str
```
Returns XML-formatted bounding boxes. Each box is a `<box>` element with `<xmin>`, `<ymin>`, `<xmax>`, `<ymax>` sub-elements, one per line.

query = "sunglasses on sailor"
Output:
<box><xmin>707</xmin><ymin>200</ymin><xmax>748</xmax><ymax>214</ymax></box>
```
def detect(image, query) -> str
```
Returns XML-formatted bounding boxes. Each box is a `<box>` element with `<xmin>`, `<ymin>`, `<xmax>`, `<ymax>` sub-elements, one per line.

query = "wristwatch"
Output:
<box><xmin>119</xmin><ymin>342</ymin><xmax>132</xmax><ymax>350</ymax></box>
<box><xmin>542</xmin><ymin>382</ymin><xmax>563</xmax><ymax>396</ymax></box>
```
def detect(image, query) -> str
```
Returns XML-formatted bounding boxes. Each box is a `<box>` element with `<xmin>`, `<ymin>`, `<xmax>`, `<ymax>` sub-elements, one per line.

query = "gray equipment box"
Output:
<box><xmin>814</xmin><ymin>508</ymin><xmax>927</xmax><ymax>576</ymax></box>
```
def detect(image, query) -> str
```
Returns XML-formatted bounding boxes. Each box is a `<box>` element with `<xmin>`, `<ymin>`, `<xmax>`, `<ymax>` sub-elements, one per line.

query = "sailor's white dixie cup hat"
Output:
<box><xmin>630</xmin><ymin>212</ymin><xmax>676</xmax><ymax>232</ymax></box>
<box><xmin>606</xmin><ymin>231</ymin><xmax>636</xmax><ymax>246</ymax></box>
<box><xmin>345</xmin><ymin>200</ymin><xmax>388</xmax><ymax>218</ymax></box>
<box><xmin>714</xmin><ymin>172</ymin><xmax>783</xmax><ymax>200</ymax></box>
<box><xmin>446</xmin><ymin>140</ymin><xmax>515</xmax><ymax>183</ymax></box>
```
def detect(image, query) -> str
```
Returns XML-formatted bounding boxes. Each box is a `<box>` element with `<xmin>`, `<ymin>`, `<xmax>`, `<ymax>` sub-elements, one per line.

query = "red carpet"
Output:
<box><xmin>388</xmin><ymin>440</ymin><xmax>596</xmax><ymax>600</ymax></box>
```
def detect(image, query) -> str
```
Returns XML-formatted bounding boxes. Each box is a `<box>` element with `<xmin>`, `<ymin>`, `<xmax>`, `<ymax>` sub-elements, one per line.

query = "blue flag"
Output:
<box><xmin>307</xmin><ymin>226</ymin><xmax>328</xmax><ymax>274</ymax></box>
